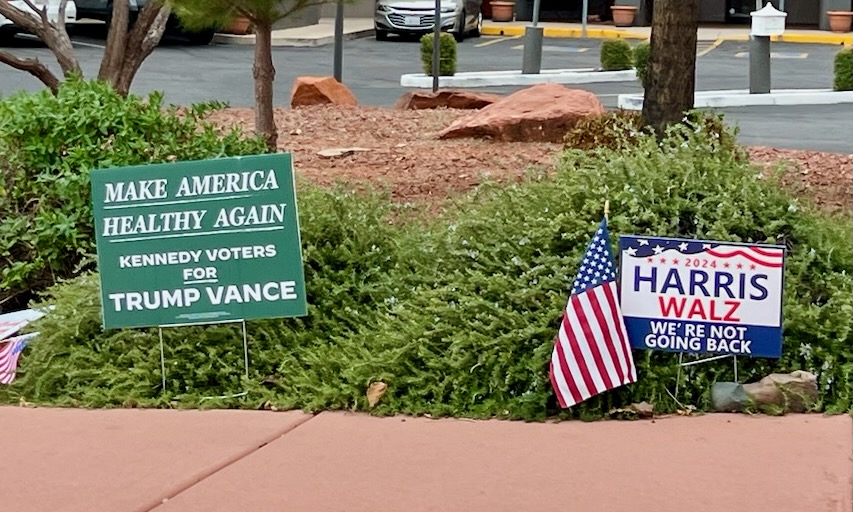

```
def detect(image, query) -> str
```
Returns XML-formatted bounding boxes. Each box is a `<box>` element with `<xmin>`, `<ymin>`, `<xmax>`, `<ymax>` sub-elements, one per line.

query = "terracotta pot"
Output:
<box><xmin>224</xmin><ymin>16</ymin><xmax>252</xmax><ymax>35</ymax></box>
<box><xmin>490</xmin><ymin>1</ymin><xmax>515</xmax><ymax>22</ymax></box>
<box><xmin>611</xmin><ymin>6</ymin><xmax>637</xmax><ymax>27</ymax></box>
<box><xmin>826</xmin><ymin>11</ymin><xmax>853</xmax><ymax>33</ymax></box>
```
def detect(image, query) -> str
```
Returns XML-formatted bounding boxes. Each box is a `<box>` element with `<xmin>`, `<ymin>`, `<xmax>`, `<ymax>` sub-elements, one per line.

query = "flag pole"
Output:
<box><xmin>604</xmin><ymin>200</ymin><xmax>610</xmax><ymax>220</ymax></box>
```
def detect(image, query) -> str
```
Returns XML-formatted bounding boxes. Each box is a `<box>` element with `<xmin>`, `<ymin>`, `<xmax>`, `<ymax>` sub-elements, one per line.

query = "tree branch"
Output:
<box><xmin>0</xmin><ymin>0</ymin><xmax>82</xmax><ymax>77</ymax></box>
<box><xmin>98</xmin><ymin>0</ymin><xmax>131</xmax><ymax>81</ymax></box>
<box><xmin>0</xmin><ymin>50</ymin><xmax>60</xmax><ymax>94</ymax></box>
<box><xmin>20</xmin><ymin>0</ymin><xmax>50</xmax><ymax>27</ymax></box>
<box><xmin>0</xmin><ymin>1</ymin><xmax>43</xmax><ymax>33</ymax></box>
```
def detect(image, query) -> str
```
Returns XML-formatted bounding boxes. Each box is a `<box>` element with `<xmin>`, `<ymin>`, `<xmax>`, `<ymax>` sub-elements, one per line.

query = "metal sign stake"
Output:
<box><xmin>157</xmin><ymin>319</ymin><xmax>250</xmax><ymax>397</ymax></box>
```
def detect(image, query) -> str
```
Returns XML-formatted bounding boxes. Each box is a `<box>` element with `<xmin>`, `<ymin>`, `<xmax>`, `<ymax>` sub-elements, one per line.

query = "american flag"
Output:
<box><xmin>0</xmin><ymin>333</ymin><xmax>37</xmax><ymax>385</ymax></box>
<box><xmin>549</xmin><ymin>218</ymin><xmax>637</xmax><ymax>409</ymax></box>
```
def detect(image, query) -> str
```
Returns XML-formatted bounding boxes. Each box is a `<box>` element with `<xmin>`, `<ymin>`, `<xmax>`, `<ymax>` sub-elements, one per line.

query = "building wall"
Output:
<box><xmin>322</xmin><ymin>0</ymin><xmax>375</xmax><ymax>19</ymax></box>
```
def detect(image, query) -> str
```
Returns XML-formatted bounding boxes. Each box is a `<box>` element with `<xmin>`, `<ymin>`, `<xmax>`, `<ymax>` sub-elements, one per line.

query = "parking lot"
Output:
<box><xmin>1</xmin><ymin>26</ymin><xmax>851</xmax><ymax>152</ymax></box>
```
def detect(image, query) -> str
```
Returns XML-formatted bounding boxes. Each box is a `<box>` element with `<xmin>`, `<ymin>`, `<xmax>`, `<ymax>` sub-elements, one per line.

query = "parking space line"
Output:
<box><xmin>71</xmin><ymin>40</ymin><xmax>106</xmax><ymax>49</ymax></box>
<box><xmin>733</xmin><ymin>51</ymin><xmax>808</xmax><ymax>59</ymax></box>
<box><xmin>475</xmin><ymin>35</ymin><xmax>522</xmax><ymax>48</ymax></box>
<box><xmin>697</xmin><ymin>38</ymin><xmax>723</xmax><ymax>57</ymax></box>
<box><xmin>17</xmin><ymin>33</ymin><xmax>106</xmax><ymax>49</ymax></box>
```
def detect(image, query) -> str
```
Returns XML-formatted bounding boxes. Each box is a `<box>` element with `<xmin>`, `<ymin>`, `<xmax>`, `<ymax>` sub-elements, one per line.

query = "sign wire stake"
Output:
<box><xmin>673</xmin><ymin>352</ymin><xmax>683</xmax><ymax>402</ymax></box>
<box><xmin>241</xmin><ymin>319</ymin><xmax>250</xmax><ymax>379</ymax></box>
<box><xmin>159</xmin><ymin>327</ymin><xmax>167</xmax><ymax>392</ymax></box>
<box><xmin>733</xmin><ymin>355</ymin><xmax>738</xmax><ymax>383</ymax></box>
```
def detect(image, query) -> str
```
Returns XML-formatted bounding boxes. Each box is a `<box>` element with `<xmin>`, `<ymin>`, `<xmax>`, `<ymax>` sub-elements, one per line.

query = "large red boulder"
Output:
<box><xmin>395</xmin><ymin>90</ymin><xmax>503</xmax><ymax>110</ymax></box>
<box><xmin>291</xmin><ymin>76</ymin><xmax>358</xmax><ymax>108</ymax></box>
<box><xmin>438</xmin><ymin>83</ymin><xmax>605</xmax><ymax>143</ymax></box>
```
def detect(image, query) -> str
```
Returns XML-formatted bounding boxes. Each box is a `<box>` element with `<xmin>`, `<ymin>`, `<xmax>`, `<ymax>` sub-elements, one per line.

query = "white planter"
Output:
<box><xmin>400</xmin><ymin>68</ymin><xmax>638</xmax><ymax>88</ymax></box>
<box><xmin>618</xmin><ymin>89</ymin><xmax>853</xmax><ymax>110</ymax></box>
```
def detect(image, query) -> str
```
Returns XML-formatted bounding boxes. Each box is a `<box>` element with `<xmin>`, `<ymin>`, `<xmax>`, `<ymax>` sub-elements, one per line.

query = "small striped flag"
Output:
<box><xmin>0</xmin><ymin>333</ymin><xmax>37</xmax><ymax>385</ymax></box>
<box><xmin>549</xmin><ymin>217</ymin><xmax>637</xmax><ymax>408</ymax></box>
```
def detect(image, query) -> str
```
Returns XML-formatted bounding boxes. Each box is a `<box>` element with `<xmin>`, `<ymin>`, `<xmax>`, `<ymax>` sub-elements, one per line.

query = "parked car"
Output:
<box><xmin>0</xmin><ymin>0</ymin><xmax>78</xmax><ymax>40</ymax></box>
<box><xmin>74</xmin><ymin>0</ymin><xmax>215</xmax><ymax>45</ymax></box>
<box><xmin>374</xmin><ymin>0</ymin><xmax>482</xmax><ymax>42</ymax></box>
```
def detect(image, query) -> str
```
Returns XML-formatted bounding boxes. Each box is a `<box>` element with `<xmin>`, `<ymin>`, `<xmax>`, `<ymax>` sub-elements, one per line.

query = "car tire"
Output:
<box><xmin>453</xmin><ymin>12</ymin><xmax>465</xmax><ymax>42</ymax></box>
<box><xmin>470</xmin><ymin>12</ymin><xmax>482</xmax><ymax>37</ymax></box>
<box><xmin>185</xmin><ymin>29</ymin><xmax>215</xmax><ymax>46</ymax></box>
<box><xmin>375</xmin><ymin>29</ymin><xmax>388</xmax><ymax>41</ymax></box>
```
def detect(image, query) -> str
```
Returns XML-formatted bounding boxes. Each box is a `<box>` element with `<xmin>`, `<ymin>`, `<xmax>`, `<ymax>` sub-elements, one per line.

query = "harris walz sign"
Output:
<box><xmin>617</xmin><ymin>236</ymin><xmax>786</xmax><ymax>358</ymax></box>
<box><xmin>90</xmin><ymin>154</ymin><xmax>307</xmax><ymax>329</ymax></box>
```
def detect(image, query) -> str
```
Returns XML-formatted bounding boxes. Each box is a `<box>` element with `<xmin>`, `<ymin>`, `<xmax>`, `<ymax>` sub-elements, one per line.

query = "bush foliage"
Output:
<box><xmin>600</xmin><ymin>39</ymin><xmax>633</xmax><ymax>71</ymax></box>
<box><xmin>633</xmin><ymin>42</ymin><xmax>651</xmax><ymax>88</ymax></box>
<box><xmin>3</xmin><ymin>113</ymin><xmax>851</xmax><ymax>419</ymax></box>
<box><xmin>833</xmin><ymin>47</ymin><xmax>852</xmax><ymax>91</ymax></box>
<box><xmin>0</xmin><ymin>78</ymin><xmax>267</xmax><ymax>311</ymax></box>
<box><xmin>420</xmin><ymin>32</ymin><xmax>458</xmax><ymax>76</ymax></box>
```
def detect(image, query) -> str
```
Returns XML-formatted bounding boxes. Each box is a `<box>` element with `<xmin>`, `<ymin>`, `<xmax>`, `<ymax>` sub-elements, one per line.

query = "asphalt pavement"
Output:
<box><xmin>1</xmin><ymin>30</ymin><xmax>851</xmax><ymax>152</ymax></box>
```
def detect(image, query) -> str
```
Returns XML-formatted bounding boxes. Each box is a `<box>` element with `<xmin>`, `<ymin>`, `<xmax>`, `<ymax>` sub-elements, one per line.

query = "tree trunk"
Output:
<box><xmin>641</xmin><ymin>0</ymin><xmax>699</xmax><ymax>135</ymax></box>
<box><xmin>113</xmin><ymin>4</ymin><xmax>171</xmax><ymax>95</ymax></box>
<box><xmin>98</xmin><ymin>0</ymin><xmax>131</xmax><ymax>81</ymax></box>
<box><xmin>0</xmin><ymin>51</ymin><xmax>60</xmax><ymax>93</ymax></box>
<box><xmin>252</xmin><ymin>20</ymin><xmax>278</xmax><ymax>152</ymax></box>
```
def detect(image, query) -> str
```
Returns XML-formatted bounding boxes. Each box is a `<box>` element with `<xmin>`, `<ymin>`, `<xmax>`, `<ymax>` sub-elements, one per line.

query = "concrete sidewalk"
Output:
<box><xmin>2</xmin><ymin>406</ymin><xmax>851</xmax><ymax>512</ymax></box>
<box><xmin>212</xmin><ymin>17</ymin><xmax>853</xmax><ymax>47</ymax></box>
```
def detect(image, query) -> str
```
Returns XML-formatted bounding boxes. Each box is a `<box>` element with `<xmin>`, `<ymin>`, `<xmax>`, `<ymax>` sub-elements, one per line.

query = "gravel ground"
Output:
<box><xmin>208</xmin><ymin>106</ymin><xmax>852</xmax><ymax>214</ymax></box>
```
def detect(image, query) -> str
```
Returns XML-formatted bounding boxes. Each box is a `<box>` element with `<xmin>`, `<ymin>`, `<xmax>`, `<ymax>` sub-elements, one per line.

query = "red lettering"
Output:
<box><xmin>687</xmin><ymin>299</ymin><xmax>707</xmax><ymax>319</ymax></box>
<box><xmin>723</xmin><ymin>300</ymin><xmax>741</xmax><ymax>322</ymax></box>
<box><xmin>658</xmin><ymin>296</ymin><xmax>686</xmax><ymax>317</ymax></box>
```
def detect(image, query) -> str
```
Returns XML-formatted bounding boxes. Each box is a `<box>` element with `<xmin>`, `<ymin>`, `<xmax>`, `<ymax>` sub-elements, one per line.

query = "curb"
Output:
<box><xmin>618</xmin><ymin>88</ymin><xmax>853</xmax><ymax>109</ymax></box>
<box><xmin>401</xmin><ymin>68</ymin><xmax>637</xmax><ymax>88</ymax></box>
<box><xmin>212</xmin><ymin>28</ymin><xmax>375</xmax><ymax>47</ymax></box>
<box><xmin>481</xmin><ymin>25</ymin><xmax>646</xmax><ymax>40</ymax></box>
<box><xmin>481</xmin><ymin>25</ymin><xmax>853</xmax><ymax>46</ymax></box>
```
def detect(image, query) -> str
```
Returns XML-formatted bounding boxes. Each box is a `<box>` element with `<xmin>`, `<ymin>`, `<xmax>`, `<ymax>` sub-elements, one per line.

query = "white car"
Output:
<box><xmin>0</xmin><ymin>0</ymin><xmax>77</xmax><ymax>39</ymax></box>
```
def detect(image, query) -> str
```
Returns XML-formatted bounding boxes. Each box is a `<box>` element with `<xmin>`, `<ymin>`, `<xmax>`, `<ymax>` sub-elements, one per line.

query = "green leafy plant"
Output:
<box><xmin>420</xmin><ymin>32</ymin><xmax>458</xmax><ymax>76</ymax></box>
<box><xmin>0</xmin><ymin>78</ymin><xmax>266</xmax><ymax>311</ymax></box>
<box><xmin>600</xmin><ymin>39</ymin><xmax>633</xmax><ymax>71</ymax></box>
<box><xmin>833</xmin><ymin>47</ymin><xmax>852</xmax><ymax>92</ymax></box>
<box><xmin>6</xmin><ymin>114</ymin><xmax>851</xmax><ymax>420</ymax></box>
<box><xmin>633</xmin><ymin>41</ymin><xmax>651</xmax><ymax>88</ymax></box>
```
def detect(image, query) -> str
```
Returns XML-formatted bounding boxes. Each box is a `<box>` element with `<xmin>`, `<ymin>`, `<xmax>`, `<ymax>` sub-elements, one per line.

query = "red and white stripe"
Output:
<box><xmin>706</xmin><ymin>246</ymin><xmax>784</xmax><ymax>268</ymax></box>
<box><xmin>549</xmin><ymin>281</ymin><xmax>637</xmax><ymax>409</ymax></box>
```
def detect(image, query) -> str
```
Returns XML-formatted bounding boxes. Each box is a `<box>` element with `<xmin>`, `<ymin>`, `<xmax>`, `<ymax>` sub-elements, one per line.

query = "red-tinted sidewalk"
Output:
<box><xmin>2</xmin><ymin>407</ymin><xmax>850</xmax><ymax>512</ymax></box>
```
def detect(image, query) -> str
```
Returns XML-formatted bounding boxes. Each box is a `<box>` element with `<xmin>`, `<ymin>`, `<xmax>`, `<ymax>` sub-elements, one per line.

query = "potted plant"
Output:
<box><xmin>611</xmin><ymin>5</ymin><xmax>637</xmax><ymax>27</ymax></box>
<box><xmin>490</xmin><ymin>0</ymin><xmax>515</xmax><ymax>22</ymax></box>
<box><xmin>826</xmin><ymin>10</ymin><xmax>853</xmax><ymax>33</ymax></box>
<box><xmin>224</xmin><ymin>15</ymin><xmax>253</xmax><ymax>35</ymax></box>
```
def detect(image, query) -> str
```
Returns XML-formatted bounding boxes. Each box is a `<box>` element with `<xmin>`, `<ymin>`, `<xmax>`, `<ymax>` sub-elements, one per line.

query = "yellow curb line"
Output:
<box><xmin>481</xmin><ymin>25</ymin><xmax>647</xmax><ymax>40</ymax></box>
<box><xmin>481</xmin><ymin>25</ymin><xmax>852</xmax><ymax>46</ymax></box>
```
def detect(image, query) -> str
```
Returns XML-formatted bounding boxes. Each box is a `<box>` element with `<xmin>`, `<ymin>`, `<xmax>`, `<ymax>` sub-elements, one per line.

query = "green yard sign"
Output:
<box><xmin>90</xmin><ymin>153</ymin><xmax>308</xmax><ymax>329</ymax></box>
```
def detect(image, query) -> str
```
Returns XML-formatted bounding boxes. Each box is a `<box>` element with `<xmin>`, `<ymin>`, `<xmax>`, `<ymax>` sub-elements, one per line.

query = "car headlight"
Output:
<box><xmin>441</xmin><ymin>5</ymin><xmax>456</xmax><ymax>12</ymax></box>
<box><xmin>377</xmin><ymin>4</ymin><xmax>391</xmax><ymax>11</ymax></box>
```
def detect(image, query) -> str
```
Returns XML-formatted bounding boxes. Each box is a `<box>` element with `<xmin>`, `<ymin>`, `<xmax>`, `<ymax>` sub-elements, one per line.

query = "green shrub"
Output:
<box><xmin>563</xmin><ymin>109</ymin><xmax>739</xmax><ymax>155</ymax></box>
<box><xmin>7</xmin><ymin>116</ymin><xmax>852</xmax><ymax>419</ymax></box>
<box><xmin>420</xmin><ymin>32</ymin><xmax>457</xmax><ymax>76</ymax></box>
<box><xmin>633</xmin><ymin>42</ymin><xmax>651</xmax><ymax>88</ymax></box>
<box><xmin>0</xmin><ymin>78</ymin><xmax>266</xmax><ymax>311</ymax></box>
<box><xmin>600</xmin><ymin>39</ymin><xmax>633</xmax><ymax>71</ymax></box>
<box><xmin>833</xmin><ymin>47</ymin><xmax>852</xmax><ymax>91</ymax></box>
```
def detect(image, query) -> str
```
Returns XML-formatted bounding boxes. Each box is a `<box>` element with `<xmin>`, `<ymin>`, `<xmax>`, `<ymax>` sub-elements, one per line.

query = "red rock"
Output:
<box><xmin>290</xmin><ymin>76</ymin><xmax>358</xmax><ymax>108</ymax></box>
<box><xmin>395</xmin><ymin>90</ymin><xmax>503</xmax><ymax>110</ymax></box>
<box><xmin>438</xmin><ymin>83</ymin><xmax>606</xmax><ymax>143</ymax></box>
